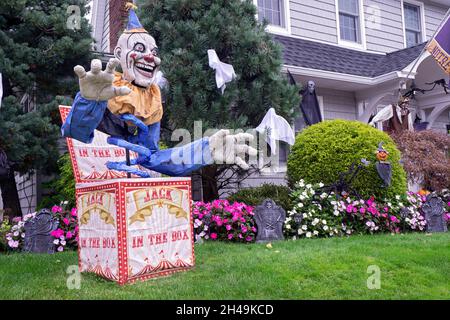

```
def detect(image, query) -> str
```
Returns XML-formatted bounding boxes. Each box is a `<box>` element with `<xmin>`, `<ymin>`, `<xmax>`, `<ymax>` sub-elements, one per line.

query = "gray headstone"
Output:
<box><xmin>422</xmin><ymin>194</ymin><xmax>447</xmax><ymax>233</ymax></box>
<box><xmin>254</xmin><ymin>199</ymin><xmax>286</xmax><ymax>243</ymax></box>
<box><xmin>24</xmin><ymin>208</ymin><xmax>59</xmax><ymax>253</ymax></box>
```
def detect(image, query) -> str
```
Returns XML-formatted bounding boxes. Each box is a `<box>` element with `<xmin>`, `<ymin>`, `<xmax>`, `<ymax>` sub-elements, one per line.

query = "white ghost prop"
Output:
<box><xmin>207</xmin><ymin>49</ymin><xmax>236</xmax><ymax>94</ymax></box>
<box><xmin>256</xmin><ymin>108</ymin><xmax>295</xmax><ymax>155</ymax></box>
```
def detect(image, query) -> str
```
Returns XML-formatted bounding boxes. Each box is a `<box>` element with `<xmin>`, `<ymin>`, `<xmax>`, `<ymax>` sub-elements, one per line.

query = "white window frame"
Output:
<box><xmin>253</xmin><ymin>0</ymin><xmax>291</xmax><ymax>36</ymax></box>
<box><xmin>335</xmin><ymin>0</ymin><xmax>367</xmax><ymax>50</ymax></box>
<box><xmin>401</xmin><ymin>0</ymin><xmax>427</xmax><ymax>48</ymax></box>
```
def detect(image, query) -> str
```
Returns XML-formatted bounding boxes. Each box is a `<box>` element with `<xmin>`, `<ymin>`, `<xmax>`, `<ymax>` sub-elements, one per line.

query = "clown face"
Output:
<box><xmin>114</xmin><ymin>32</ymin><xmax>161</xmax><ymax>88</ymax></box>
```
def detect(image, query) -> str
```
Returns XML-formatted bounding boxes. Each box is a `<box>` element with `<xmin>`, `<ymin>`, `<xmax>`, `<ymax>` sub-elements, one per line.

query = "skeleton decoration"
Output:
<box><xmin>369</xmin><ymin>96</ymin><xmax>414</xmax><ymax>133</ymax></box>
<box><xmin>61</xmin><ymin>3</ymin><xmax>256</xmax><ymax>177</ymax></box>
<box><xmin>375</xmin><ymin>142</ymin><xmax>392</xmax><ymax>187</ymax></box>
<box><xmin>299</xmin><ymin>80</ymin><xmax>322</xmax><ymax>126</ymax></box>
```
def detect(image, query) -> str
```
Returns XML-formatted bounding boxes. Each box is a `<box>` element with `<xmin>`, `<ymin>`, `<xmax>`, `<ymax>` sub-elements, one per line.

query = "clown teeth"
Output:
<box><xmin>135</xmin><ymin>63</ymin><xmax>154</xmax><ymax>72</ymax></box>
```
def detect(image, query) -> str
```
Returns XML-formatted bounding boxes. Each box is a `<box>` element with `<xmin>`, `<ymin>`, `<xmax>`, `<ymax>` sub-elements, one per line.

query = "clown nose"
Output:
<box><xmin>143</xmin><ymin>55</ymin><xmax>154</xmax><ymax>63</ymax></box>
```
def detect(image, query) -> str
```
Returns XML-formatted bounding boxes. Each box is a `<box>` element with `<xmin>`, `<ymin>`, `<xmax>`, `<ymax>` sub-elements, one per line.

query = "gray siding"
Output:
<box><xmin>289</xmin><ymin>0</ymin><xmax>338</xmax><ymax>43</ymax></box>
<box><xmin>364</xmin><ymin>0</ymin><xmax>405</xmax><ymax>52</ymax></box>
<box><xmin>319</xmin><ymin>89</ymin><xmax>358</xmax><ymax>120</ymax></box>
<box><xmin>424</xmin><ymin>1</ymin><xmax>448</xmax><ymax>39</ymax></box>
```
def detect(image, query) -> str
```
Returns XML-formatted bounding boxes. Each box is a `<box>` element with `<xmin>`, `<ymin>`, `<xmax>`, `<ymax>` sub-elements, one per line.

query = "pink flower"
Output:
<box><xmin>51</xmin><ymin>229</ymin><xmax>64</xmax><ymax>238</ymax></box>
<box><xmin>210</xmin><ymin>233</ymin><xmax>217</xmax><ymax>240</ymax></box>
<box><xmin>225</xmin><ymin>224</ymin><xmax>232</xmax><ymax>231</ymax></box>
<box><xmin>71</xmin><ymin>208</ymin><xmax>77</xmax><ymax>217</ymax></box>
<box><xmin>57</xmin><ymin>246</ymin><xmax>64</xmax><ymax>252</ymax></box>
<box><xmin>346</xmin><ymin>205</ymin><xmax>353</xmax><ymax>213</ymax></box>
<box><xmin>359</xmin><ymin>207</ymin><xmax>366</xmax><ymax>214</ymax></box>
<box><xmin>251</xmin><ymin>226</ymin><xmax>257</xmax><ymax>233</ymax></box>
<box><xmin>66</xmin><ymin>231</ymin><xmax>73</xmax><ymax>239</ymax></box>
<box><xmin>390</xmin><ymin>216</ymin><xmax>399</xmax><ymax>223</ymax></box>
<box><xmin>63</xmin><ymin>218</ymin><xmax>70</xmax><ymax>225</ymax></box>
<box><xmin>12</xmin><ymin>217</ymin><xmax>22</xmax><ymax>223</ymax></box>
<box><xmin>245</xmin><ymin>236</ymin><xmax>253</xmax><ymax>242</ymax></box>
<box><xmin>227</xmin><ymin>234</ymin><xmax>233</xmax><ymax>240</ymax></box>
<box><xmin>238</xmin><ymin>233</ymin><xmax>243</xmax><ymax>239</ymax></box>
<box><xmin>241</xmin><ymin>226</ymin><xmax>248</xmax><ymax>233</ymax></box>
<box><xmin>51</xmin><ymin>205</ymin><xmax>62</xmax><ymax>213</ymax></box>
<box><xmin>444</xmin><ymin>213</ymin><xmax>450</xmax><ymax>221</ymax></box>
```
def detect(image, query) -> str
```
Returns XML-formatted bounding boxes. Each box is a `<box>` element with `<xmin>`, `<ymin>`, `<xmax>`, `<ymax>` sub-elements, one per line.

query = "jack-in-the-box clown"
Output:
<box><xmin>62</xmin><ymin>4</ymin><xmax>256</xmax><ymax>177</ymax></box>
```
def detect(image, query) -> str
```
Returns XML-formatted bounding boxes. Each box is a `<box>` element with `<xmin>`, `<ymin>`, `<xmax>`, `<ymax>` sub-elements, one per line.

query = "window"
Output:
<box><xmin>257</xmin><ymin>0</ymin><xmax>285</xmax><ymax>28</ymax></box>
<box><xmin>403</xmin><ymin>3</ymin><xmax>423</xmax><ymax>47</ymax></box>
<box><xmin>338</xmin><ymin>0</ymin><xmax>361</xmax><ymax>43</ymax></box>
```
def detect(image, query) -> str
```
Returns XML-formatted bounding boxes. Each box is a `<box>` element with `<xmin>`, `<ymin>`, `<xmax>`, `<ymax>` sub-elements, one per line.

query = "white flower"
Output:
<box><xmin>57</xmin><ymin>246</ymin><xmax>64</xmax><ymax>252</ymax></box>
<box><xmin>286</xmin><ymin>224</ymin><xmax>291</xmax><ymax>230</ymax></box>
<box><xmin>299</xmin><ymin>180</ymin><xmax>305</xmax><ymax>187</ymax></box>
<box><xmin>298</xmin><ymin>202</ymin><xmax>304</xmax><ymax>208</ymax></box>
<box><xmin>306</xmin><ymin>232</ymin><xmax>312</xmax><ymax>238</ymax></box>
<box><xmin>395</xmin><ymin>195</ymin><xmax>401</xmax><ymax>200</ymax></box>
<box><xmin>13</xmin><ymin>231</ymin><xmax>19</xmax><ymax>237</ymax></box>
<box><xmin>303</xmin><ymin>213</ymin><xmax>308</xmax><ymax>218</ymax></box>
<box><xmin>60</xmin><ymin>240</ymin><xmax>66</xmax><ymax>246</ymax></box>
<box><xmin>298</xmin><ymin>229</ymin><xmax>304</xmax><ymax>235</ymax></box>
<box><xmin>322</xmin><ymin>220</ymin><xmax>327</xmax><ymax>224</ymax></box>
<box><xmin>194</xmin><ymin>219</ymin><xmax>202</xmax><ymax>228</ymax></box>
<box><xmin>302</xmin><ymin>225</ymin><xmax>307</xmax><ymax>231</ymax></box>
<box><xmin>323</xmin><ymin>225</ymin><xmax>329</xmax><ymax>231</ymax></box>
<box><xmin>306</xmin><ymin>184</ymin><xmax>312</xmax><ymax>189</ymax></box>
<box><xmin>312</xmin><ymin>218</ymin><xmax>319</xmax><ymax>226</ymax></box>
<box><xmin>292</xmin><ymin>236</ymin><xmax>297</xmax><ymax>240</ymax></box>
<box><xmin>299</xmin><ymin>195</ymin><xmax>305</xmax><ymax>201</ymax></box>
<box><xmin>203</xmin><ymin>225</ymin><xmax>209</xmax><ymax>231</ymax></box>
<box><xmin>313</xmin><ymin>230</ymin><xmax>318</xmax><ymax>235</ymax></box>
<box><xmin>53</xmin><ymin>239</ymin><xmax>60</xmax><ymax>245</ymax></box>
<box><xmin>59</xmin><ymin>235</ymin><xmax>65</xmax><ymax>240</ymax></box>
<box><xmin>346</xmin><ymin>230</ymin><xmax>352</xmax><ymax>235</ymax></box>
<box><xmin>320</xmin><ymin>192</ymin><xmax>327</xmax><ymax>199</ymax></box>
<box><xmin>318</xmin><ymin>182</ymin><xmax>324</xmax><ymax>188</ymax></box>
<box><xmin>333</xmin><ymin>210</ymin><xmax>340</xmax><ymax>216</ymax></box>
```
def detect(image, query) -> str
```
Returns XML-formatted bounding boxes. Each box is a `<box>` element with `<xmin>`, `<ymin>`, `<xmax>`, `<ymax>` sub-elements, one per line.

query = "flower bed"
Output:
<box><xmin>0</xmin><ymin>203</ymin><xmax>78</xmax><ymax>253</ymax></box>
<box><xmin>283</xmin><ymin>180</ymin><xmax>447</xmax><ymax>239</ymax></box>
<box><xmin>192</xmin><ymin>200</ymin><xmax>257</xmax><ymax>243</ymax></box>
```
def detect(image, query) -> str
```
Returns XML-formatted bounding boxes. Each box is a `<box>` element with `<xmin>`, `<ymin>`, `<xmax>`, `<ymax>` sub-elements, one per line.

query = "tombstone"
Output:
<box><xmin>422</xmin><ymin>194</ymin><xmax>447</xmax><ymax>233</ymax></box>
<box><xmin>24</xmin><ymin>208</ymin><xmax>59</xmax><ymax>253</ymax></box>
<box><xmin>254</xmin><ymin>199</ymin><xmax>286</xmax><ymax>243</ymax></box>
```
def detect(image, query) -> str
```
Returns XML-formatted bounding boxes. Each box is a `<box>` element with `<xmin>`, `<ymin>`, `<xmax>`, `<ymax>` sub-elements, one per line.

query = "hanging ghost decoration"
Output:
<box><xmin>375</xmin><ymin>142</ymin><xmax>392</xmax><ymax>187</ymax></box>
<box><xmin>207</xmin><ymin>49</ymin><xmax>236</xmax><ymax>94</ymax></box>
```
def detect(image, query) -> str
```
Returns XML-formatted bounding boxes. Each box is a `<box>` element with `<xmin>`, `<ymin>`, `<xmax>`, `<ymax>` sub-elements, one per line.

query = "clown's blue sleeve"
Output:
<box><xmin>138</xmin><ymin>137</ymin><xmax>214</xmax><ymax>176</ymax></box>
<box><xmin>61</xmin><ymin>92</ymin><xmax>107</xmax><ymax>143</ymax></box>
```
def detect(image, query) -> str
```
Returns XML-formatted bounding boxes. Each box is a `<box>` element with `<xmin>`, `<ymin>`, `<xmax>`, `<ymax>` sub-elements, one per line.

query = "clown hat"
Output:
<box><xmin>124</xmin><ymin>2</ymin><xmax>147</xmax><ymax>33</ymax></box>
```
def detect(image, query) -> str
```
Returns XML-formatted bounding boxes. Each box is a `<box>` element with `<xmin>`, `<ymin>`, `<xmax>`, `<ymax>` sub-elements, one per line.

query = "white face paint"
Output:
<box><xmin>114</xmin><ymin>32</ymin><xmax>161</xmax><ymax>88</ymax></box>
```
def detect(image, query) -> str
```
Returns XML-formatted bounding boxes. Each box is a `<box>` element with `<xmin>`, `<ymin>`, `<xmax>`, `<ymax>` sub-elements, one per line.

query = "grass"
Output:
<box><xmin>0</xmin><ymin>233</ymin><xmax>449</xmax><ymax>300</ymax></box>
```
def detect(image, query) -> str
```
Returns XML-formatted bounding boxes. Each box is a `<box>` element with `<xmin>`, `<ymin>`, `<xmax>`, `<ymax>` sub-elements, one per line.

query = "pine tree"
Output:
<box><xmin>139</xmin><ymin>0</ymin><xmax>300</xmax><ymax>200</ymax></box>
<box><xmin>0</xmin><ymin>0</ymin><xmax>93</xmax><ymax>216</ymax></box>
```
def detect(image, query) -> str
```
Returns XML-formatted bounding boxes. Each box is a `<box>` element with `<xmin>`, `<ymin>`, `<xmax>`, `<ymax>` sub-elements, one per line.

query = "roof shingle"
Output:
<box><xmin>272</xmin><ymin>34</ymin><xmax>425</xmax><ymax>78</ymax></box>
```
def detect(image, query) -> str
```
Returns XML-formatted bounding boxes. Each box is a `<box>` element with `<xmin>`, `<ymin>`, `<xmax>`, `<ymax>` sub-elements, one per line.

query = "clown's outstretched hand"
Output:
<box><xmin>74</xmin><ymin>58</ymin><xmax>131</xmax><ymax>100</ymax></box>
<box><xmin>209</xmin><ymin>130</ymin><xmax>258</xmax><ymax>170</ymax></box>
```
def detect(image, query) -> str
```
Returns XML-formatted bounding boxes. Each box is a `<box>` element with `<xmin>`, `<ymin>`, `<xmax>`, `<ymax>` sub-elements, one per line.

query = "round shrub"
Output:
<box><xmin>227</xmin><ymin>183</ymin><xmax>293</xmax><ymax>211</ymax></box>
<box><xmin>287</xmin><ymin>119</ymin><xmax>407</xmax><ymax>199</ymax></box>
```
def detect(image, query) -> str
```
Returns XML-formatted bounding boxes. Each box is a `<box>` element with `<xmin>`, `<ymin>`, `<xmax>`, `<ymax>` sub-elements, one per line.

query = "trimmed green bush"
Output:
<box><xmin>287</xmin><ymin>119</ymin><xmax>407</xmax><ymax>199</ymax></box>
<box><xmin>227</xmin><ymin>183</ymin><xmax>293</xmax><ymax>211</ymax></box>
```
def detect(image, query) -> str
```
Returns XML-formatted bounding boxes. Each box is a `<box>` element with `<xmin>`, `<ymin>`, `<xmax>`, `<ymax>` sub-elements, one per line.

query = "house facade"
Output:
<box><xmin>3</xmin><ymin>0</ymin><xmax>449</xmax><ymax>213</ymax></box>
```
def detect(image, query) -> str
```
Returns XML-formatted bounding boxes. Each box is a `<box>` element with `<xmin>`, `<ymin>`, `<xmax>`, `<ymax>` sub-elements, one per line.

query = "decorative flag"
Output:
<box><xmin>426</xmin><ymin>13</ymin><xmax>450</xmax><ymax>73</ymax></box>
<box><xmin>0</xmin><ymin>73</ymin><xmax>3</xmax><ymax>108</ymax></box>
<box><xmin>256</xmin><ymin>108</ymin><xmax>295</xmax><ymax>155</ymax></box>
<box><xmin>207</xmin><ymin>49</ymin><xmax>236</xmax><ymax>94</ymax></box>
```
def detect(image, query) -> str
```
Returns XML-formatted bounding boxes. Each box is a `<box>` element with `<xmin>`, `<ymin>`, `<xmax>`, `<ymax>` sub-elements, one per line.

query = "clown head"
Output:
<box><xmin>114</xmin><ymin>5</ymin><xmax>161</xmax><ymax>88</ymax></box>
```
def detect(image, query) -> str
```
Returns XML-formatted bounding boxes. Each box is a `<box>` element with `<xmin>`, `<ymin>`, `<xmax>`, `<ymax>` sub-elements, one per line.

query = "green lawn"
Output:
<box><xmin>0</xmin><ymin>233</ymin><xmax>449</xmax><ymax>299</ymax></box>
